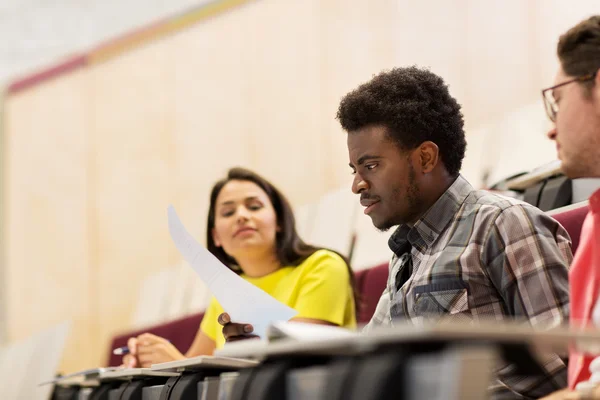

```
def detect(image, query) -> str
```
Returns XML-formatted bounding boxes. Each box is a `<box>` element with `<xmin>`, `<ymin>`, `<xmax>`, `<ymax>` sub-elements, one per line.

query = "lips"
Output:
<box><xmin>360</xmin><ymin>197</ymin><xmax>379</xmax><ymax>208</ymax></box>
<box><xmin>360</xmin><ymin>196</ymin><xmax>380</xmax><ymax>215</ymax></box>
<box><xmin>233</xmin><ymin>227</ymin><xmax>257</xmax><ymax>237</ymax></box>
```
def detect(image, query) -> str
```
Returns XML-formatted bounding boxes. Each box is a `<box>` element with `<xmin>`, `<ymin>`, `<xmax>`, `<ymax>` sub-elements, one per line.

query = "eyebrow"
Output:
<box><xmin>349</xmin><ymin>154</ymin><xmax>381</xmax><ymax>168</ymax></box>
<box><xmin>219</xmin><ymin>196</ymin><xmax>261</xmax><ymax>207</ymax></box>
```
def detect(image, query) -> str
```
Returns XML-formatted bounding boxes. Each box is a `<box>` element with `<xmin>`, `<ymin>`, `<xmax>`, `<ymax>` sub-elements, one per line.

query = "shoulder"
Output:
<box><xmin>466</xmin><ymin>192</ymin><xmax>572</xmax><ymax>256</ymax></box>
<box><xmin>463</xmin><ymin>189</ymin><xmax>529</xmax><ymax>213</ymax></box>
<box><xmin>297</xmin><ymin>249</ymin><xmax>349</xmax><ymax>275</ymax></box>
<box><xmin>462</xmin><ymin>189</ymin><xmax>557</xmax><ymax>227</ymax></box>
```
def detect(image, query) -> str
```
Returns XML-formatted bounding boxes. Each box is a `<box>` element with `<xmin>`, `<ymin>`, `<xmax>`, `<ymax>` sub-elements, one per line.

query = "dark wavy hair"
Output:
<box><xmin>558</xmin><ymin>15</ymin><xmax>600</xmax><ymax>92</ymax></box>
<box><xmin>336</xmin><ymin>66</ymin><xmax>466</xmax><ymax>177</ymax></box>
<box><xmin>206</xmin><ymin>167</ymin><xmax>360</xmax><ymax>314</ymax></box>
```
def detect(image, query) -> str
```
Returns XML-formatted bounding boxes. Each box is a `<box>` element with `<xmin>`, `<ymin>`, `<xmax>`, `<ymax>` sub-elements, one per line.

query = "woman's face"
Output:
<box><xmin>212</xmin><ymin>180</ymin><xmax>279</xmax><ymax>261</ymax></box>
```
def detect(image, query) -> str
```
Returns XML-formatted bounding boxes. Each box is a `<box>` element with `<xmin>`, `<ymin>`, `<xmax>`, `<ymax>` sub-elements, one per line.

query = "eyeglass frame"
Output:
<box><xmin>541</xmin><ymin>71</ymin><xmax>597</xmax><ymax>122</ymax></box>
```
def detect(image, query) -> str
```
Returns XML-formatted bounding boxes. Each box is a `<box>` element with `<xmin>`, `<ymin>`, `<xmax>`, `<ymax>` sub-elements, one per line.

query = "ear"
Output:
<box><xmin>212</xmin><ymin>228</ymin><xmax>222</xmax><ymax>247</ymax></box>
<box><xmin>593</xmin><ymin>71</ymin><xmax>600</xmax><ymax>104</ymax></box>
<box><xmin>417</xmin><ymin>141</ymin><xmax>440</xmax><ymax>174</ymax></box>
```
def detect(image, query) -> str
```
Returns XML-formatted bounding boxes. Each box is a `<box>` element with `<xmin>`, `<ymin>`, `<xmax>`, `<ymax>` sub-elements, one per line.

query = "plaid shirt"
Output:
<box><xmin>364</xmin><ymin>175</ymin><xmax>572</xmax><ymax>399</ymax></box>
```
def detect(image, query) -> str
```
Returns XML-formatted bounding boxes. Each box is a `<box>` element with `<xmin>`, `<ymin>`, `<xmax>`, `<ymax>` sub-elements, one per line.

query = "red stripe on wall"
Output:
<box><xmin>7</xmin><ymin>55</ymin><xmax>87</xmax><ymax>95</ymax></box>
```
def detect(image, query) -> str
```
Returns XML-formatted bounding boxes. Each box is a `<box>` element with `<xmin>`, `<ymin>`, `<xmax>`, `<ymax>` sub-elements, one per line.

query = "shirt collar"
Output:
<box><xmin>388</xmin><ymin>174</ymin><xmax>473</xmax><ymax>256</ymax></box>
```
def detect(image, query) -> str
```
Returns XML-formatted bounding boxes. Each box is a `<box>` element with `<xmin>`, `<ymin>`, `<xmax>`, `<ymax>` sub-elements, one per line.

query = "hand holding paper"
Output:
<box><xmin>167</xmin><ymin>205</ymin><xmax>298</xmax><ymax>338</ymax></box>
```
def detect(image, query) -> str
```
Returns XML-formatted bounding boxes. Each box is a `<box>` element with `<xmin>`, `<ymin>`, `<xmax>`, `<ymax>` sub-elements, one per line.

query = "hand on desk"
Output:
<box><xmin>122</xmin><ymin>333</ymin><xmax>185</xmax><ymax>368</ymax></box>
<box><xmin>218</xmin><ymin>313</ymin><xmax>258</xmax><ymax>342</ymax></box>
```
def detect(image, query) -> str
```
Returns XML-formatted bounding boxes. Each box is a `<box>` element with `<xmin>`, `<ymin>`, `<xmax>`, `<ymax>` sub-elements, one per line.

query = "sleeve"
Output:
<box><xmin>362</xmin><ymin>286</ymin><xmax>390</xmax><ymax>333</ymax></box>
<box><xmin>199</xmin><ymin>296</ymin><xmax>220</xmax><ymax>341</ymax></box>
<box><xmin>483</xmin><ymin>204</ymin><xmax>571</xmax><ymax>325</ymax></box>
<box><xmin>482</xmin><ymin>204</ymin><xmax>572</xmax><ymax>398</ymax></box>
<box><xmin>292</xmin><ymin>251</ymin><xmax>353</xmax><ymax>326</ymax></box>
<box><xmin>363</xmin><ymin>256</ymin><xmax>396</xmax><ymax>333</ymax></box>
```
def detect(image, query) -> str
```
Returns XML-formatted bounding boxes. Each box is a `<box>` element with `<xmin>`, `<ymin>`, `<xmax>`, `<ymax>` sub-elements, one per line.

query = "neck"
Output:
<box><xmin>235</xmin><ymin>249</ymin><xmax>281</xmax><ymax>278</ymax></box>
<box><xmin>411</xmin><ymin>171</ymin><xmax>458</xmax><ymax>224</ymax></box>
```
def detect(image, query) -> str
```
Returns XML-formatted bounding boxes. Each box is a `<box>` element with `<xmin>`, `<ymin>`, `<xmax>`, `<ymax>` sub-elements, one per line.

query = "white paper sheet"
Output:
<box><xmin>267</xmin><ymin>321</ymin><xmax>356</xmax><ymax>341</ymax></box>
<box><xmin>167</xmin><ymin>205</ymin><xmax>298</xmax><ymax>338</ymax></box>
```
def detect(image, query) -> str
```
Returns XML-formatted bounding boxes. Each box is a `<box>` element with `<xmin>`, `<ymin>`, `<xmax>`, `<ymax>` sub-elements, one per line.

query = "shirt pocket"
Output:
<box><xmin>412</xmin><ymin>280</ymin><xmax>469</xmax><ymax>317</ymax></box>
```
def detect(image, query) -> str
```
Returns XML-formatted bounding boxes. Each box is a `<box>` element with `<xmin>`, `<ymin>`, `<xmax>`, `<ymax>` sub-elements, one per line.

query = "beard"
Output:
<box><xmin>375</xmin><ymin>164</ymin><xmax>421</xmax><ymax>231</ymax></box>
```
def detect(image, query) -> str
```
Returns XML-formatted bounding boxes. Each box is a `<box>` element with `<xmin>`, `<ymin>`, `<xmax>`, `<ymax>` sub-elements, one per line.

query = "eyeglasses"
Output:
<box><xmin>541</xmin><ymin>71</ymin><xmax>597</xmax><ymax>122</ymax></box>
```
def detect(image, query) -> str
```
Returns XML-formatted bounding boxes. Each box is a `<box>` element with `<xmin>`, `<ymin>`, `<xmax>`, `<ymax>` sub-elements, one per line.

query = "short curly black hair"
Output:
<box><xmin>336</xmin><ymin>66</ymin><xmax>466</xmax><ymax>177</ymax></box>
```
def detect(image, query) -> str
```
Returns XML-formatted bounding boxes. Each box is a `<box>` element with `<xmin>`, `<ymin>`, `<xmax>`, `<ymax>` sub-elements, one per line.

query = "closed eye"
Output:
<box><xmin>221</xmin><ymin>209</ymin><xmax>235</xmax><ymax>217</ymax></box>
<box><xmin>248</xmin><ymin>203</ymin><xmax>263</xmax><ymax>211</ymax></box>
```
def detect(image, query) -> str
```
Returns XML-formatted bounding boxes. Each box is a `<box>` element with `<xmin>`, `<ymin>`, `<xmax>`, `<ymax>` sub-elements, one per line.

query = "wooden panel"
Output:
<box><xmin>88</xmin><ymin>37</ymin><xmax>173</xmax><ymax>356</ymax></box>
<box><xmin>4</xmin><ymin>69</ymin><xmax>93</xmax><ymax>372</ymax></box>
<box><xmin>167</xmin><ymin>6</ymin><xmax>253</xmax><ymax>249</ymax></box>
<box><xmin>240</xmin><ymin>0</ymin><xmax>329</xmax><ymax>206</ymax></box>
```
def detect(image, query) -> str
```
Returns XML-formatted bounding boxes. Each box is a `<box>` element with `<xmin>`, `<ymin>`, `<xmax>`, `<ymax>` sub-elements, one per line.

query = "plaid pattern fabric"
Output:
<box><xmin>364</xmin><ymin>175</ymin><xmax>572</xmax><ymax>399</ymax></box>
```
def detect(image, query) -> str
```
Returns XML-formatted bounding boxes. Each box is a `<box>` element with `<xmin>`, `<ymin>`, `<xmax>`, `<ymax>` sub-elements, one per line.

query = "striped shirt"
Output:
<box><xmin>364</xmin><ymin>175</ymin><xmax>572</xmax><ymax>399</ymax></box>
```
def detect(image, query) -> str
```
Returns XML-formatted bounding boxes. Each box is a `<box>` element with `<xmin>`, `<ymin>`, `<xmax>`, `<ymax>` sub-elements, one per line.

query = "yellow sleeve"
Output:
<box><xmin>293</xmin><ymin>250</ymin><xmax>354</xmax><ymax>326</ymax></box>
<box><xmin>199</xmin><ymin>297</ymin><xmax>220</xmax><ymax>341</ymax></box>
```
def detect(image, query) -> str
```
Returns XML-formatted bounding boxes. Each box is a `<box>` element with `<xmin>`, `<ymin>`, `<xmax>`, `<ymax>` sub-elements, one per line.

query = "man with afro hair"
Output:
<box><xmin>339</xmin><ymin>66</ymin><xmax>571</xmax><ymax>399</ymax></box>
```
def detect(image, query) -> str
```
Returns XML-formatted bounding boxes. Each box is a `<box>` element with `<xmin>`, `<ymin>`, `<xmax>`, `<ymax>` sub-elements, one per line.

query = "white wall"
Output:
<box><xmin>0</xmin><ymin>0</ymin><xmax>212</xmax><ymax>85</ymax></box>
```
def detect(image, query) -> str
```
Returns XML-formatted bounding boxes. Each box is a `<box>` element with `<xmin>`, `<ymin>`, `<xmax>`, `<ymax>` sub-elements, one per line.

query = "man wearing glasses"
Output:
<box><xmin>540</xmin><ymin>15</ymin><xmax>600</xmax><ymax>400</ymax></box>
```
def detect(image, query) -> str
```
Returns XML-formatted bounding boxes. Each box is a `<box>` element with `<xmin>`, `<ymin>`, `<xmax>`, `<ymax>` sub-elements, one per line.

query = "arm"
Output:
<box><xmin>483</xmin><ymin>205</ymin><xmax>572</xmax><ymax>398</ymax></box>
<box><xmin>362</xmin><ymin>286</ymin><xmax>391</xmax><ymax>333</ymax></box>
<box><xmin>185</xmin><ymin>330</ymin><xmax>216</xmax><ymax>358</ymax></box>
<box><xmin>124</xmin><ymin>329</ymin><xmax>216</xmax><ymax>368</ymax></box>
<box><xmin>123</xmin><ymin>299</ymin><xmax>220</xmax><ymax>367</ymax></box>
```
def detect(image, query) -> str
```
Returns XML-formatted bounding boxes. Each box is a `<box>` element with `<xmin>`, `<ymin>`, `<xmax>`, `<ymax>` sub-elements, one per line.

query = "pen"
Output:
<box><xmin>112</xmin><ymin>346</ymin><xmax>130</xmax><ymax>355</ymax></box>
<box><xmin>112</xmin><ymin>339</ymin><xmax>171</xmax><ymax>355</ymax></box>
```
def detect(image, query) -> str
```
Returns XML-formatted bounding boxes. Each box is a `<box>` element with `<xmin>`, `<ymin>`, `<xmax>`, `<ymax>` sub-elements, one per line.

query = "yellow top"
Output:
<box><xmin>200</xmin><ymin>249</ymin><xmax>356</xmax><ymax>349</ymax></box>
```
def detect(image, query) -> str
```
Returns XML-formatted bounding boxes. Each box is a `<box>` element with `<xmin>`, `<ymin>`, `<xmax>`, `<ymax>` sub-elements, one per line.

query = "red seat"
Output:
<box><xmin>107</xmin><ymin>312</ymin><xmax>204</xmax><ymax>366</ymax></box>
<box><xmin>355</xmin><ymin>264</ymin><xmax>389</xmax><ymax>324</ymax></box>
<box><xmin>550</xmin><ymin>203</ymin><xmax>589</xmax><ymax>255</ymax></box>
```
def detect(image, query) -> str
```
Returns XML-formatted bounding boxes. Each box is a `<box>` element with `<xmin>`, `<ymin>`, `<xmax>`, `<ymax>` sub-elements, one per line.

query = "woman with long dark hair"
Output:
<box><xmin>124</xmin><ymin>167</ymin><xmax>357</xmax><ymax>367</ymax></box>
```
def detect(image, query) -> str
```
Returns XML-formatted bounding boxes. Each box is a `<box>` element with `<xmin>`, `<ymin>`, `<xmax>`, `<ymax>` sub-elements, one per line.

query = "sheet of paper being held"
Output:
<box><xmin>167</xmin><ymin>205</ymin><xmax>298</xmax><ymax>338</ymax></box>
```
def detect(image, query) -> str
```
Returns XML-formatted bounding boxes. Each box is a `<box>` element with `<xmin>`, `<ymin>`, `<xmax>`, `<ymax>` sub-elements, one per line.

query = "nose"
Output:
<box><xmin>235</xmin><ymin>206</ymin><xmax>250</xmax><ymax>223</ymax></box>
<box><xmin>352</xmin><ymin>173</ymin><xmax>369</xmax><ymax>194</ymax></box>
<box><xmin>547</xmin><ymin>125</ymin><xmax>557</xmax><ymax>141</ymax></box>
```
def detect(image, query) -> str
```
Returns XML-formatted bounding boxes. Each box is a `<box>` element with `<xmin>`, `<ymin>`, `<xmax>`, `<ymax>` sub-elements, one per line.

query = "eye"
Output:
<box><xmin>366</xmin><ymin>163</ymin><xmax>377</xmax><ymax>171</ymax></box>
<box><xmin>220</xmin><ymin>209</ymin><xmax>234</xmax><ymax>217</ymax></box>
<box><xmin>248</xmin><ymin>201</ymin><xmax>263</xmax><ymax>211</ymax></box>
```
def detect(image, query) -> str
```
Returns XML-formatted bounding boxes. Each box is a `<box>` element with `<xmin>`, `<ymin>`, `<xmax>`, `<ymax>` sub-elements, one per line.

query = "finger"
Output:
<box><xmin>223</xmin><ymin>323</ymin><xmax>254</xmax><ymax>339</ymax></box>
<box><xmin>127</xmin><ymin>337</ymin><xmax>138</xmax><ymax>355</ymax></box>
<box><xmin>123</xmin><ymin>354</ymin><xmax>137</xmax><ymax>368</ymax></box>
<box><xmin>137</xmin><ymin>333</ymin><xmax>162</xmax><ymax>345</ymax></box>
<box><xmin>136</xmin><ymin>341</ymin><xmax>164</xmax><ymax>355</ymax></box>
<box><xmin>226</xmin><ymin>334</ymin><xmax>259</xmax><ymax>342</ymax></box>
<box><xmin>138</xmin><ymin>357</ymin><xmax>153</xmax><ymax>368</ymax></box>
<box><xmin>218</xmin><ymin>313</ymin><xmax>231</xmax><ymax>326</ymax></box>
<box><xmin>138</xmin><ymin>350</ymin><xmax>158</xmax><ymax>365</ymax></box>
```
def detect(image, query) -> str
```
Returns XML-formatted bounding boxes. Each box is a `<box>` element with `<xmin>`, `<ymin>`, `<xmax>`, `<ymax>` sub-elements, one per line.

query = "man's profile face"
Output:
<box><xmin>347</xmin><ymin>125</ymin><xmax>421</xmax><ymax>230</ymax></box>
<box><xmin>548</xmin><ymin>67</ymin><xmax>600</xmax><ymax>178</ymax></box>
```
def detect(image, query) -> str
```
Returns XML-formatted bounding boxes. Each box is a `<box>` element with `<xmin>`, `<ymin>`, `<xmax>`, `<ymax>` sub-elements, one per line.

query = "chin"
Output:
<box><xmin>560</xmin><ymin>159</ymin><xmax>587</xmax><ymax>179</ymax></box>
<box><xmin>371</xmin><ymin>216</ymin><xmax>395</xmax><ymax>232</ymax></box>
